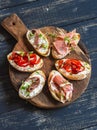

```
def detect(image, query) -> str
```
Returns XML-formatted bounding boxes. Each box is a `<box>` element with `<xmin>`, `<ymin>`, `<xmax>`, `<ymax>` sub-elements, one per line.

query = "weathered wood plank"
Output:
<box><xmin>0</xmin><ymin>0</ymin><xmax>37</xmax><ymax>10</ymax></box>
<box><xmin>0</xmin><ymin>81</ymin><xmax>97</xmax><ymax>130</ymax></box>
<box><xmin>0</xmin><ymin>0</ymin><xmax>97</xmax><ymax>25</ymax></box>
<box><xmin>0</xmin><ymin>0</ymin><xmax>62</xmax><ymax>10</ymax></box>
<box><xmin>82</xmin><ymin>125</ymin><xmax>97</xmax><ymax>130</ymax></box>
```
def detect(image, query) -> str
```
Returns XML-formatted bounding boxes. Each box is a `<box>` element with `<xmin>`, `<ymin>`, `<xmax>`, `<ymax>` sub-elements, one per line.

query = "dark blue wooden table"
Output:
<box><xmin>0</xmin><ymin>0</ymin><xmax>97</xmax><ymax>130</ymax></box>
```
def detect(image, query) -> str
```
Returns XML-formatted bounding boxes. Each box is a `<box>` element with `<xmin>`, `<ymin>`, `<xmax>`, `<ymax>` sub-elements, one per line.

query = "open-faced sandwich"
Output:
<box><xmin>19</xmin><ymin>70</ymin><xmax>46</xmax><ymax>99</ymax></box>
<box><xmin>7</xmin><ymin>51</ymin><xmax>43</xmax><ymax>72</ymax></box>
<box><xmin>52</xmin><ymin>29</ymin><xmax>80</xmax><ymax>59</ymax></box>
<box><xmin>55</xmin><ymin>58</ymin><xmax>91</xmax><ymax>80</ymax></box>
<box><xmin>26</xmin><ymin>29</ymin><xmax>50</xmax><ymax>57</ymax></box>
<box><xmin>48</xmin><ymin>70</ymin><xmax>73</xmax><ymax>103</ymax></box>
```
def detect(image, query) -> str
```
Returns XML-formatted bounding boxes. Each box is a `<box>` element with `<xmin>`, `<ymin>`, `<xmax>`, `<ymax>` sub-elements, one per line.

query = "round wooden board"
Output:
<box><xmin>2</xmin><ymin>14</ymin><xmax>91</xmax><ymax>109</ymax></box>
<box><xmin>9</xmin><ymin>26</ymin><xmax>91</xmax><ymax>109</ymax></box>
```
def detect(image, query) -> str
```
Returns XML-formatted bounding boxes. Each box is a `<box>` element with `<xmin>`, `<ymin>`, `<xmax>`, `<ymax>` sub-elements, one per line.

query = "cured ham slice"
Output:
<box><xmin>52</xmin><ymin>29</ymin><xmax>80</xmax><ymax>59</ymax></box>
<box><xmin>27</xmin><ymin>77</ymin><xmax>40</xmax><ymax>92</ymax></box>
<box><xmin>53</xmin><ymin>40</ymin><xmax>69</xmax><ymax>55</ymax></box>
<box><xmin>53</xmin><ymin>75</ymin><xmax>66</xmax><ymax>87</ymax></box>
<box><xmin>48</xmin><ymin>70</ymin><xmax>73</xmax><ymax>103</ymax></box>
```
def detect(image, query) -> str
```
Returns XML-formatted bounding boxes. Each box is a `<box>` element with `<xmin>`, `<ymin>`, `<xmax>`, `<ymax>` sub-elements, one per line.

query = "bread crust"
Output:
<box><xmin>52</xmin><ymin>47</ymin><xmax>70</xmax><ymax>59</ymax></box>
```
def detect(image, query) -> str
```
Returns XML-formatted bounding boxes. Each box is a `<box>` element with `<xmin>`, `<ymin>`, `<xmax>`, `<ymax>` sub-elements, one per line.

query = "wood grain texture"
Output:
<box><xmin>0</xmin><ymin>0</ymin><xmax>97</xmax><ymax>25</ymax></box>
<box><xmin>0</xmin><ymin>0</ymin><xmax>97</xmax><ymax>130</ymax></box>
<box><xmin>0</xmin><ymin>0</ymin><xmax>37</xmax><ymax>10</ymax></box>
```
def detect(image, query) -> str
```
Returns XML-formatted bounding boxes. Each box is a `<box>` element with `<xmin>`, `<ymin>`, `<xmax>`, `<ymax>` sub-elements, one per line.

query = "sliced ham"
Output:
<box><xmin>53</xmin><ymin>40</ymin><xmax>69</xmax><ymax>55</ymax></box>
<box><xmin>48</xmin><ymin>70</ymin><xmax>73</xmax><ymax>103</ymax></box>
<box><xmin>53</xmin><ymin>74</ymin><xmax>73</xmax><ymax>101</ymax></box>
<box><xmin>53</xmin><ymin>29</ymin><xmax>80</xmax><ymax>56</ymax></box>
<box><xmin>32</xmin><ymin>29</ymin><xmax>40</xmax><ymax>45</ymax></box>
<box><xmin>34</xmin><ymin>32</ymin><xmax>39</xmax><ymax>45</ymax></box>
<box><xmin>27</xmin><ymin>77</ymin><xmax>40</xmax><ymax>92</ymax></box>
<box><xmin>52</xmin><ymin>73</ymin><xmax>73</xmax><ymax>102</ymax></box>
<box><xmin>53</xmin><ymin>75</ymin><xmax>66</xmax><ymax>87</ymax></box>
<box><xmin>62</xmin><ymin>85</ymin><xmax>73</xmax><ymax>100</ymax></box>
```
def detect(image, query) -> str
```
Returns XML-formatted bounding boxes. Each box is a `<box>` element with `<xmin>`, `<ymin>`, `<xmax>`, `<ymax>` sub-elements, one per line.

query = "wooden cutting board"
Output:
<box><xmin>1</xmin><ymin>14</ymin><xmax>91</xmax><ymax>109</ymax></box>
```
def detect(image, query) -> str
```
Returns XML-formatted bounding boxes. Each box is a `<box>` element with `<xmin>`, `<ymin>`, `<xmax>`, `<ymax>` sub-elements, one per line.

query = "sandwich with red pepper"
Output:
<box><xmin>7</xmin><ymin>51</ymin><xmax>43</xmax><ymax>72</ymax></box>
<box><xmin>48</xmin><ymin>70</ymin><xmax>73</xmax><ymax>103</ymax></box>
<box><xmin>19</xmin><ymin>70</ymin><xmax>46</xmax><ymax>99</ymax></box>
<box><xmin>55</xmin><ymin>58</ymin><xmax>91</xmax><ymax>80</ymax></box>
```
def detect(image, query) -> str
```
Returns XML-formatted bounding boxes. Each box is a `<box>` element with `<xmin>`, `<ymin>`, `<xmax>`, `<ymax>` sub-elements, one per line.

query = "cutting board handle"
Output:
<box><xmin>1</xmin><ymin>14</ymin><xmax>28</xmax><ymax>41</ymax></box>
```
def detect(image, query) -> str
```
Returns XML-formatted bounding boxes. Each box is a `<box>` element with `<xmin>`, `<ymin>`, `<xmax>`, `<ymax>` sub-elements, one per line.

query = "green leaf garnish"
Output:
<box><xmin>71</xmin><ymin>47</ymin><xmax>74</xmax><ymax>51</ymax></box>
<box><xmin>21</xmin><ymin>86</ymin><xmax>26</xmax><ymax>90</ymax></box>
<box><xmin>29</xmin><ymin>51</ymin><xmax>33</xmax><ymax>54</ymax></box>
<box><xmin>25</xmin><ymin>92</ymin><xmax>29</xmax><ymax>97</ymax></box>
<box><xmin>42</xmin><ymin>44</ymin><xmax>48</xmax><ymax>49</ymax></box>
<box><xmin>48</xmin><ymin>33</ymin><xmax>56</xmax><ymax>38</ymax></box>
<box><xmin>29</xmin><ymin>32</ymin><xmax>34</xmax><ymax>39</ymax></box>
<box><xmin>39</xmin><ymin>34</ymin><xmax>43</xmax><ymax>38</ymax></box>
<box><xmin>36</xmin><ymin>71</ymin><xmax>39</xmax><ymax>74</ymax></box>
<box><xmin>64</xmin><ymin>37</ymin><xmax>70</xmax><ymax>43</ymax></box>
<box><xmin>73</xmin><ymin>35</ymin><xmax>78</xmax><ymax>40</ymax></box>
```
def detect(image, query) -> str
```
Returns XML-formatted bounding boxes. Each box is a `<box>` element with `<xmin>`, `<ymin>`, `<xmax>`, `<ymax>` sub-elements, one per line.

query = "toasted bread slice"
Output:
<box><xmin>7</xmin><ymin>51</ymin><xmax>43</xmax><ymax>72</ymax></box>
<box><xmin>55</xmin><ymin>58</ymin><xmax>91</xmax><ymax>80</ymax></box>
<box><xmin>48</xmin><ymin>70</ymin><xmax>73</xmax><ymax>103</ymax></box>
<box><xmin>26</xmin><ymin>29</ymin><xmax>50</xmax><ymax>57</ymax></box>
<box><xmin>19</xmin><ymin>70</ymin><xmax>46</xmax><ymax>99</ymax></box>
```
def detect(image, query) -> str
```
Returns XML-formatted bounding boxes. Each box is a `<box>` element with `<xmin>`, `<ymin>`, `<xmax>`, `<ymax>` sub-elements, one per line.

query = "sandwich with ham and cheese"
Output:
<box><xmin>19</xmin><ymin>70</ymin><xmax>46</xmax><ymax>99</ymax></box>
<box><xmin>26</xmin><ymin>29</ymin><xmax>50</xmax><ymax>57</ymax></box>
<box><xmin>55</xmin><ymin>58</ymin><xmax>91</xmax><ymax>80</ymax></box>
<box><xmin>52</xmin><ymin>29</ymin><xmax>80</xmax><ymax>59</ymax></box>
<box><xmin>48</xmin><ymin>70</ymin><xmax>73</xmax><ymax>103</ymax></box>
<box><xmin>7</xmin><ymin>51</ymin><xmax>43</xmax><ymax>72</ymax></box>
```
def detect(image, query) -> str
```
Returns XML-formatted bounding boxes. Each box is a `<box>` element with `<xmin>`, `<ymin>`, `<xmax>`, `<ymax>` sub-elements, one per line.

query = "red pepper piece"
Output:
<box><xmin>63</xmin><ymin>59</ymin><xmax>84</xmax><ymax>74</ymax></box>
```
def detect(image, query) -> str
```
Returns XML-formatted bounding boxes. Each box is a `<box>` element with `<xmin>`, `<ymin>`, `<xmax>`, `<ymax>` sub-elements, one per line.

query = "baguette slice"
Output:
<box><xmin>55</xmin><ymin>58</ymin><xmax>91</xmax><ymax>80</ymax></box>
<box><xmin>48</xmin><ymin>70</ymin><xmax>73</xmax><ymax>103</ymax></box>
<box><xmin>19</xmin><ymin>70</ymin><xmax>46</xmax><ymax>99</ymax></box>
<box><xmin>52</xmin><ymin>29</ymin><xmax>80</xmax><ymax>59</ymax></box>
<box><xmin>26</xmin><ymin>29</ymin><xmax>50</xmax><ymax>57</ymax></box>
<box><xmin>7</xmin><ymin>51</ymin><xmax>43</xmax><ymax>72</ymax></box>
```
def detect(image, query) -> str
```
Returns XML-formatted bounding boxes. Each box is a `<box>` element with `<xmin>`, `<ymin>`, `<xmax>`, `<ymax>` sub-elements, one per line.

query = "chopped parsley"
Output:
<box><xmin>42</xmin><ymin>44</ymin><xmax>48</xmax><ymax>49</ymax></box>
<box><xmin>39</xmin><ymin>33</ymin><xmax>43</xmax><ymax>38</ymax></box>
<box><xmin>48</xmin><ymin>33</ymin><xmax>56</xmax><ymax>38</ymax></box>
<box><xmin>73</xmin><ymin>35</ymin><xmax>78</xmax><ymax>40</ymax></box>
<box><xmin>36</xmin><ymin>71</ymin><xmax>39</xmax><ymax>74</ymax></box>
<box><xmin>64</xmin><ymin>37</ymin><xmax>70</xmax><ymax>43</ymax></box>
<box><xmin>29</xmin><ymin>32</ymin><xmax>34</xmax><ymax>39</ymax></box>
<box><xmin>21</xmin><ymin>86</ymin><xmax>26</xmax><ymax>90</ymax></box>
<box><xmin>29</xmin><ymin>51</ymin><xmax>33</xmax><ymax>54</ymax></box>
<box><xmin>71</xmin><ymin>47</ymin><xmax>74</xmax><ymax>51</ymax></box>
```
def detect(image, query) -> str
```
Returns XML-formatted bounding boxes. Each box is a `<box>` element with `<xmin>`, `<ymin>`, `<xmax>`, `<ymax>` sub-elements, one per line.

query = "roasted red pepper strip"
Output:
<box><xmin>9</xmin><ymin>52</ymin><xmax>40</xmax><ymax>67</ymax></box>
<box><xmin>59</xmin><ymin>59</ymin><xmax>85</xmax><ymax>74</ymax></box>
